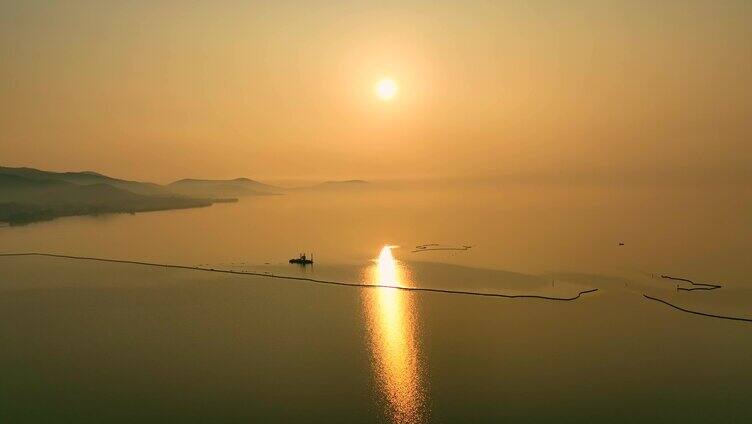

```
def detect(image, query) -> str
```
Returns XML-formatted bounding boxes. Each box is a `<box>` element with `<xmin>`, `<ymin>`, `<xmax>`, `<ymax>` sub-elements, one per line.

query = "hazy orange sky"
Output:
<box><xmin>1</xmin><ymin>1</ymin><xmax>750</xmax><ymax>183</ymax></box>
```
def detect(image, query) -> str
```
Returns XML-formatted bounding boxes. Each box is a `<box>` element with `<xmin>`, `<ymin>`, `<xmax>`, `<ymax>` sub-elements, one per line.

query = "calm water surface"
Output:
<box><xmin>1</xmin><ymin>182</ymin><xmax>751</xmax><ymax>422</ymax></box>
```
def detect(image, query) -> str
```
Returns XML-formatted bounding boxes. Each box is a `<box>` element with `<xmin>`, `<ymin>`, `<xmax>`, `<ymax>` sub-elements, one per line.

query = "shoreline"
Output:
<box><xmin>0</xmin><ymin>200</ymin><xmax>227</xmax><ymax>226</ymax></box>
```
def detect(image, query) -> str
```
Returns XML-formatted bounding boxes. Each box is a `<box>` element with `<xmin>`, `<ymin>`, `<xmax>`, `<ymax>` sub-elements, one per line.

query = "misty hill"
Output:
<box><xmin>321</xmin><ymin>179</ymin><xmax>368</xmax><ymax>186</ymax></box>
<box><xmin>168</xmin><ymin>178</ymin><xmax>281</xmax><ymax>198</ymax></box>
<box><xmin>0</xmin><ymin>171</ymin><xmax>213</xmax><ymax>225</ymax></box>
<box><xmin>0</xmin><ymin>166</ymin><xmax>166</xmax><ymax>195</ymax></box>
<box><xmin>0</xmin><ymin>174</ymin><xmax>72</xmax><ymax>201</ymax></box>
<box><xmin>305</xmin><ymin>180</ymin><xmax>370</xmax><ymax>190</ymax></box>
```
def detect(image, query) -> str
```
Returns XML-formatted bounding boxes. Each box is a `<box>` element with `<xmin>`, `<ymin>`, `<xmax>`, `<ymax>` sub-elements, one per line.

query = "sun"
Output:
<box><xmin>375</xmin><ymin>78</ymin><xmax>398</xmax><ymax>101</ymax></box>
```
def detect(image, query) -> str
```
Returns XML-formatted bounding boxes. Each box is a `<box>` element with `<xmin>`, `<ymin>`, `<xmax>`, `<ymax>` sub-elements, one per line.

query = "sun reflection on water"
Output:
<box><xmin>363</xmin><ymin>245</ymin><xmax>427</xmax><ymax>423</ymax></box>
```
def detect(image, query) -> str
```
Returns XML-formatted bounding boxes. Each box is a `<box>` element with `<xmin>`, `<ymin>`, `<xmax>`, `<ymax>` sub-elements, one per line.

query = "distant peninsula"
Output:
<box><xmin>0</xmin><ymin>166</ymin><xmax>369</xmax><ymax>225</ymax></box>
<box><xmin>320</xmin><ymin>179</ymin><xmax>369</xmax><ymax>186</ymax></box>
<box><xmin>0</xmin><ymin>167</ymin><xmax>242</xmax><ymax>225</ymax></box>
<box><xmin>168</xmin><ymin>177</ymin><xmax>280</xmax><ymax>198</ymax></box>
<box><xmin>296</xmin><ymin>180</ymin><xmax>371</xmax><ymax>191</ymax></box>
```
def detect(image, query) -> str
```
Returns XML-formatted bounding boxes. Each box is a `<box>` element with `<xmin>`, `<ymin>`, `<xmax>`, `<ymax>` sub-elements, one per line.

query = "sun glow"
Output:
<box><xmin>375</xmin><ymin>78</ymin><xmax>398</xmax><ymax>101</ymax></box>
<box><xmin>377</xmin><ymin>245</ymin><xmax>400</xmax><ymax>285</ymax></box>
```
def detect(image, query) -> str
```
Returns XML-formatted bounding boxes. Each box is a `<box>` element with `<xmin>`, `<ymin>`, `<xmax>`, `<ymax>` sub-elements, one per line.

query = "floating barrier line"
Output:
<box><xmin>413</xmin><ymin>244</ymin><xmax>472</xmax><ymax>253</ymax></box>
<box><xmin>411</xmin><ymin>248</ymin><xmax>471</xmax><ymax>253</ymax></box>
<box><xmin>643</xmin><ymin>294</ymin><xmax>752</xmax><ymax>323</ymax></box>
<box><xmin>661</xmin><ymin>274</ymin><xmax>722</xmax><ymax>289</ymax></box>
<box><xmin>0</xmin><ymin>253</ymin><xmax>598</xmax><ymax>301</ymax></box>
<box><xmin>677</xmin><ymin>286</ymin><xmax>718</xmax><ymax>292</ymax></box>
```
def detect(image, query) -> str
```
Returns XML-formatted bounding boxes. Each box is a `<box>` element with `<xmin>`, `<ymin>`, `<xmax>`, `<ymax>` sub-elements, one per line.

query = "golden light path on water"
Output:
<box><xmin>363</xmin><ymin>246</ymin><xmax>427</xmax><ymax>423</ymax></box>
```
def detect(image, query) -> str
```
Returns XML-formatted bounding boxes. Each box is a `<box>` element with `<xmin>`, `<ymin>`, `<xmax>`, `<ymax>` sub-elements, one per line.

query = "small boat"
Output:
<box><xmin>289</xmin><ymin>253</ymin><xmax>313</xmax><ymax>265</ymax></box>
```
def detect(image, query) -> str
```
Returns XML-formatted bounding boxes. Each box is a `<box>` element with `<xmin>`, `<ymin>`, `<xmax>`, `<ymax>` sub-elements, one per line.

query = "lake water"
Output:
<box><xmin>1</xmin><ymin>181</ymin><xmax>751</xmax><ymax>422</ymax></box>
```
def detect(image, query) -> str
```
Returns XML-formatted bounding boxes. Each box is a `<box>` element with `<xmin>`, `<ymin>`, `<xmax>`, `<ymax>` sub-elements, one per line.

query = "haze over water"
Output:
<box><xmin>2</xmin><ymin>180</ymin><xmax>750</xmax><ymax>282</ymax></box>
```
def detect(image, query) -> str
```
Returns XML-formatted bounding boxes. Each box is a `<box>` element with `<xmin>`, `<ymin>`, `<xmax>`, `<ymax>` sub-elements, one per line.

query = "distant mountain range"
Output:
<box><xmin>0</xmin><ymin>166</ymin><xmax>368</xmax><ymax>225</ymax></box>
<box><xmin>317</xmin><ymin>180</ymin><xmax>369</xmax><ymax>188</ymax></box>
<box><xmin>0</xmin><ymin>168</ymin><xmax>214</xmax><ymax>225</ymax></box>
<box><xmin>168</xmin><ymin>178</ymin><xmax>280</xmax><ymax>198</ymax></box>
<box><xmin>291</xmin><ymin>180</ymin><xmax>370</xmax><ymax>191</ymax></box>
<box><xmin>0</xmin><ymin>166</ymin><xmax>165</xmax><ymax>195</ymax></box>
<box><xmin>167</xmin><ymin>178</ymin><xmax>371</xmax><ymax>196</ymax></box>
